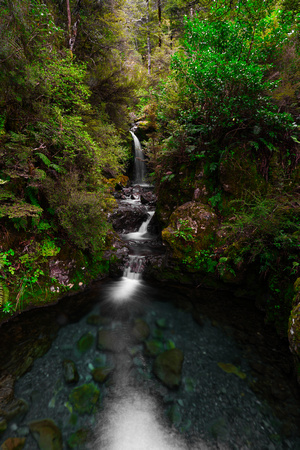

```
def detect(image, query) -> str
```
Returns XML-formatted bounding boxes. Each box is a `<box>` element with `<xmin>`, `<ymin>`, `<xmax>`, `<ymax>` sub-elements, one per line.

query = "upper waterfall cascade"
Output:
<box><xmin>130</xmin><ymin>130</ymin><xmax>147</xmax><ymax>185</ymax></box>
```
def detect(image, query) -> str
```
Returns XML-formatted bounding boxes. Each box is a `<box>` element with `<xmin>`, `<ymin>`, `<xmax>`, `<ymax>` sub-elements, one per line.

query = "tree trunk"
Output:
<box><xmin>146</xmin><ymin>0</ymin><xmax>151</xmax><ymax>75</ymax></box>
<box><xmin>157</xmin><ymin>0</ymin><xmax>162</xmax><ymax>47</ymax></box>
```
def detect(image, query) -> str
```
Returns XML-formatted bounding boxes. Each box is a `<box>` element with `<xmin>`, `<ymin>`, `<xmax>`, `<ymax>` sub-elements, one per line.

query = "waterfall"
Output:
<box><xmin>123</xmin><ymin>211</ymin><xmax>154</xmax><ymax>241</ymax></box>
<box><xmin>130</xmin><ymin>130</ymin><xmax>147</xmax><ymax>185</ymax></box>
<box><xmin>123</xmin><ymin>255</ymin><xmax>145</xmax><ymax>280</ymax></box>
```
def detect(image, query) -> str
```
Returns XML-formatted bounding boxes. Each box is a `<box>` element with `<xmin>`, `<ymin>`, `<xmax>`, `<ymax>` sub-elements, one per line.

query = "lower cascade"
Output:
<box><xmin>0</xmin><ymin>144</ymin><xmax>299</xmax><ymax>449</ymax></box>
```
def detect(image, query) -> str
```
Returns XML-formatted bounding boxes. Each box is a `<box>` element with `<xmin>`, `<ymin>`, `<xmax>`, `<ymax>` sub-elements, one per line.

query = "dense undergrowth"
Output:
<box><xmin>138</xmin><ymin>2</ymin><xmax>300</xmax><ymax>335</ymax></box>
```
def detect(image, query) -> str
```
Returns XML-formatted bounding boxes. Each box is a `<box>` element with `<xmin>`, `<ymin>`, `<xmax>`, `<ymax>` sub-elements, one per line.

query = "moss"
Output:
<box><xmin>69</xmin><ymin>383</ymin><xmax>100</xmax><ymax>415</ymax></box>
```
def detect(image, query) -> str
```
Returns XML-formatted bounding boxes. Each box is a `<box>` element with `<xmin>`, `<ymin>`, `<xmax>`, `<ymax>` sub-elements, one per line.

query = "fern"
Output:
<box><xmin>36</xmin><ymin>152</ymin><xmax>51</xmax><ymax>167</ymax></box>
<box><xmin>36</xmin><ymin>153</ymin><xmax>64</xmax><ymax>173</ymax></box>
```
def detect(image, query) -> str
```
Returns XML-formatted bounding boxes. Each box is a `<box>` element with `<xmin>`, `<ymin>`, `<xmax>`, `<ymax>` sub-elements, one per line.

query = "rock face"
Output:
<box><xmin>110</xmin><ymin>205</ymin><xmax>148</xmax><ymax>233</ymax></box>
<box><xmin>288</xmin><ymin>278</ymin><xmax>300</xmax><ymax>383</ymax></box>
<box><xmin>161</xmin><ymin>201</ymin><xmax>218</xmax><ymax>258</ymax></box>
<box><xmin>29</xmin><ymin>419</ymin><xmax>62</xmax><ymax>450</ymax></box>
<box><xmin>153</xmin><ymin>348</ymin><xmax>184</xmax><ymax>388</ymax></box>
<box><xmin>0</xmin><ymin>375</ymin><xmax>28</xmax><ymax>428</ymax></box>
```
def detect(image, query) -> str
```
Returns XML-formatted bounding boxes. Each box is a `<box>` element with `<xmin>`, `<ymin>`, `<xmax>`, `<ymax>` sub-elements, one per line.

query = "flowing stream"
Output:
<box><xmin>1</xmin><ymin>134</ymin><xmax>300</xmax><ymax>449</ymax></box>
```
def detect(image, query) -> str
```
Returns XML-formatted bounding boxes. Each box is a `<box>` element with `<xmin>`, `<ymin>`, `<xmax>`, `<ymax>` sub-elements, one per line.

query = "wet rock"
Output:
<box><xmin>76</xmin><ymin>332</ymin><xmax>94</xmax><ymax>353</ymax></box>
<box><xmin>131</xmin><ymin>319</ymin><xmax>150</xmax><ymax>342</ymax></box>
<box><xmin>62</xmin><ymin>360</ymin><xmax>79</xmax><ymax>384</ymax></box>
<box><xmin>208</xmin><ymin>417</ymin><xmax>229</xmax><ymax>439</ymax></box>
<box><xmin>67</xmin><ymin>428</ymin><xmax>89</xmax><ymax>449</ymax></box>
<box><xmin>156</xmin><ymin>318</ymin><xmax>167</xmax><ymax>329</ymax></box>
<box><xmin>153</xmin><ymin>348</ymin><xmax>184</xmax><ymax>388</ymax></box>
<box><xmin>69</xmin><ymin>383</ymin><xmax>100</xmax><ymax>415</ymax></box>
<box><xmin>140</xmin><ymin>191</ymin><xmax>157</xmax><ymax>206</ymax></box>
<box><xmin>97</xmin><ymin>329</ymin><xmax>126</xmax><ymax>353</ymax></box>
<box><xmin>144</xmin><ymin>339</ymin><xmax>164</xmax><ymax>357</ymax></box>
<box><xmin>29</xmin><ymin>419</ymin><xmax>62</xmax><ymax>450</ymax></box>
<box><xmin>86</xmin><ymin>315</ymin><xmax>110</xmax><ymax>326</ymax></box>
<box><xmin>0</xmin><ymin>437</ymin><xmax>26</xmax><ymax>449</ymax></box>
<box><xmin>110</xmin><ymin>205</ymin><xmax>148</xmax><ymax>233</ymax></box>
<box><xmin>0</xmin><ymin>376</ymin><xmax>28</xmax><ymax>423</ymax></box>
<box><xmin>91</xmin><ymin>367</ymin><xmax>113</xmax><ymax>384</ymax></box>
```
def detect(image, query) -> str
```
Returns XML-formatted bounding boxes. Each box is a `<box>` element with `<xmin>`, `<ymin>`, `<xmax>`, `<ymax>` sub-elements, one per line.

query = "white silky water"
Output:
<box><xmin>130</xmin><ymin>130</ymin><xmax>147</xmax><ymax>185</ymax></box>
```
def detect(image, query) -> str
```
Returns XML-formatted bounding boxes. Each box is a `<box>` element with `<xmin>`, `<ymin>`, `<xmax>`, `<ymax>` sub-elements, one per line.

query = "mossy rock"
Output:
<box><xmin>161</xmin><ymin>201</ymin><xmax>218</xmax><ymax>259</ymax></box>
<box><xmin>91</xmin><ymin>366</ymin><xmax>113</xmax><ymax>384</ymax></box>
<box><xmin>144</xmin><ymin>339</ymin><xmax>164</xmax><ymax>357</ymax></box>
<box><xmin>29</xmin><ymin>419</ymin><xmax>62</xmax><ymax>450</ymax></box>
<box><xmin>76</xmin><ymin>332</ymin><xmax>94</xmax><ymax>353</ymax></box>
<box><xmin>153</xmin><ymin>348</ymin><xmax>184</xmax><ymax>388</ymax></box>
<box><xmin>69</xmin><ymin>383</ymin><xmax>100</xmax><ymax>415</ymax></box>
<box><xmin>67</xmin><ymin>428</ymin><xmax>89</xmax><ymax>449</ymax></box>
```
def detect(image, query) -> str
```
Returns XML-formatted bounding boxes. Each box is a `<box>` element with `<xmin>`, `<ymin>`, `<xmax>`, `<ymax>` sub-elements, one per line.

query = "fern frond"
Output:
<box><xmin>50</xmin><ymin>163</ymin><xmax>65</xmax><ymax>173</ymax></box>
<box><xmin>36</xmin><ymin>152</ymin><xmax>51</xmax><ymax>167</ymax></box>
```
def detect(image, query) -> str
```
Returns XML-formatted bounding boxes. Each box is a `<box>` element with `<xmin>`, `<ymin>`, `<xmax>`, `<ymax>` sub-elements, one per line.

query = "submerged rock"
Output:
<box><xmin>131</xmin><ymin>319</ymin><xmax>150</xmax><ymax>342</ymax></box>
<box><xmin>69</xmin><ymin>383</ymin><xmax>100</xmax><ymax>415</ymax></box>
<box><xmin>62</xmin><ymin>360</ymin><xmax>79</xmax><ymax>384</ymax></box>
<box><xmin>67</xmin><ymin>428</ymin><xmax>89</xmax><ymax>449</ymax></box>
<box><xmin>29</xmin><ymin>419</ymin><xmax>62</xmax><ymax>450</ymax></box>
<box><xmin>91</xmin><ymin>366</ymin><xmax>113</xmax><ymax>384</ymax></box>
<box><xmin>0</xmin><ymin>437</ymin><xmax>26</xmax><ymax>449</ymax></box>
<box><xmin>76</xmin><ymin>332</ymin><xmax>94</xmax><ymax>353</ymax></box>
<box><xmin>97</xmin><ymin>329</ymin><xmax>126</xmax><ymax>353</ymax></box>
<box><xmin>153</xmin><ymin>348</ymin><xmax>184</xmax><ymax>388</ymax></box>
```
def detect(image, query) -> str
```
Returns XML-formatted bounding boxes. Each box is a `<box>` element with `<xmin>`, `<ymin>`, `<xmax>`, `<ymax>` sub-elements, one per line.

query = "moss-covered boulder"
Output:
<box><xmin>69</xmin><ymin>383</ymin><xmax>100</xmax><ymax>415</ymax></box>
<box><xmin>153</xmin><ymin>348</ymin><xmax>184</xmax><ymax>388</ymax></box>
<box><xmin>29</xmin><ymin>419</ymin><xmax>62</xmax><ymax>450</ymax></box>
<box><xmin>161</xmin><ymin>201</ymin><xmax>218</xmax><ymax>259</ymax></box>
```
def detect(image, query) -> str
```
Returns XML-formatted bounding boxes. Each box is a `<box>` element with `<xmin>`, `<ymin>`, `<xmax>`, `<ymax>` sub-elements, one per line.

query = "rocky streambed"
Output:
<box><xmin>0</xmin><ymin>279</ymin><xmax>300</xmax><ymax>449</ymax></box>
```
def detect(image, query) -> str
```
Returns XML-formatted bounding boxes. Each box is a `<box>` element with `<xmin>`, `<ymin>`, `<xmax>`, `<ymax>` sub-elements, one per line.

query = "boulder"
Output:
<box><xmin>110</xmin><ymin>205</ymin><xmax>148</xmax><ymax>233</ymax></box>
<box><xmin>140</xmin><ymin>191</ymin><xmax>157</xmax><ymax>206</ymax></box>
<box><xmin>161</xmin><ymin>201</ymin><xmax>218</xmax><ymax>258</ymax></box>
<box><xmin>153</xmin><ymin>348</ymin><xmax>184</xmax><ymax>388</ymax></box>
<box><xmin>29</xmin><ymin>419</ymin><xmax>62</xmax><ymax>450</ymax></box>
